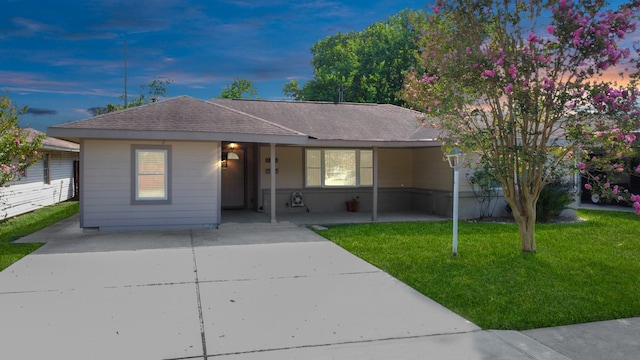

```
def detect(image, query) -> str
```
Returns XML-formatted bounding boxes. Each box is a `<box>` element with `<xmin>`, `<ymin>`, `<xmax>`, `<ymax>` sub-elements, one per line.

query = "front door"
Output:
<box><xmin>221</xmin><ymin>148</ymin><xmax>245</xmax><ymax>208</ymax></box>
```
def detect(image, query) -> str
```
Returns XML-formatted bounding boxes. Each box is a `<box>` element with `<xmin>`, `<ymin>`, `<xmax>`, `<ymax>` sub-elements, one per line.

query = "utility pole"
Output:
<box><xmin>124</xmin><ymin>38</ymin><xmax>128</xmax><ymax>108</ymax></box>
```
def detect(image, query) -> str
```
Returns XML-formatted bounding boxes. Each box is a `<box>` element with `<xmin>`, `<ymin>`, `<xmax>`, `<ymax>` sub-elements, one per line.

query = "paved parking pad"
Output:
<box><xmin>193</xmin><ymin>241</ymin><xmax>378</xmax><ymax>282</ymax></box>
<box><xmin>0</xmin><ymin>247</ymin><xmax>196</xmax><ymax>293</ymax></box>
<box><xmin>523</xmin><ymin>318</ymin><xmax>640</xmax><ymax>360</ymax></box>
<box><xmin>1</xmin><ymin>222</ymin><xmax>598</xmax><ymax>359</ymax></box>
<box><xmin>200</xmin><ymin>268</ymin><xmax>477</xmax><ymax>356</ymax></box>
<box><xmin>213</xmin><ymin>331</ymin><xmax>569</xmax><ymax>360</ymax></box>
<box><xmin>0</xmin><ymin>282</ymin><xmax>204</xmax><ymax>359</ymax></box>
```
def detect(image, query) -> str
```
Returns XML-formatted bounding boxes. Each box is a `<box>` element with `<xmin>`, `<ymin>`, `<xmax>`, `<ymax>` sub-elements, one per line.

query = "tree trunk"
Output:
<box><xmin>517</xmin><ymin>212</ymin><xmax>536</xmax><ymax>252</ymax></box>
<box><xmin>508</xmin><ymin>195</ymin><xmax>538</xmax><ymax>252</ymax></box>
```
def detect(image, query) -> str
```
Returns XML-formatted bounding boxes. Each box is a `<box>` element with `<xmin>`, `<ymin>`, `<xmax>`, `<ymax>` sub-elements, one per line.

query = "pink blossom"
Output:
<box><xmin>482</xmin><ymin>69</ymin><xmax>496</xmax><ymax>78</ymax></box>
<box><xmin>546</xmin><ymin>25</ymin><xmax>555</xmax><ymax>34</ymax></box>
<box><xmin>636</xmin><ymin>164</ymin><xmax>640</xmax><ymax>173</ymax></box>
<box><xmin>613</xmin><ymin>185</ymin><xmax>619</xmax><ymax>194</ymax></box>
<box><xmin>578</xmin><ymin>163</ymin><xmax>586</xmax><ymax>170</ymax></box>
<box><xmin>508</xmin><ymin>64</ymin><xmax>518</xmax><ymax>79</ymax></box>
<box><xmin>504</xmin><ymin>83</ymin><xmax>514</xmax><ymax>94</ymax></box>
<box><xmin>584</xmin><ymin>183</ymin><xmax>592</xmax><ymax>190</ymax></box>
<box><xmin>604</xmin><ymin>182</ymin><xmax>610</xmax><ymax>188</ymax></box>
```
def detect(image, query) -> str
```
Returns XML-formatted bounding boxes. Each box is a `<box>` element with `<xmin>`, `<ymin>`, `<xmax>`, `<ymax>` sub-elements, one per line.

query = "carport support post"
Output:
<box><xmin>372</xmin><ymin>146</ymin><xmax>378</xmax><ymax>222</ymax></box>
<box><xmin>270</xmin><ymin>143</ymin><xmax>277</xmax><ymax>223</ymax></box>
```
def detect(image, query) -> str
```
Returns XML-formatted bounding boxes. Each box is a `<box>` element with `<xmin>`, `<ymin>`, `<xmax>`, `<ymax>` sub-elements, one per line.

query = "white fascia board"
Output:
<box><xmin>47</xmin><ymin>128</ymin><xmax>309</xmax><ymax>145</ymax></box>
<box><xmin>305</xmin><ymin>138</ymin><xmax>442</xmax><ymax>148</ymax></box>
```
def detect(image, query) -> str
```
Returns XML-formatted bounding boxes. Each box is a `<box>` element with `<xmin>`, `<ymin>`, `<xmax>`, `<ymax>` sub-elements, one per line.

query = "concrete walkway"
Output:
<box><xmin>1</xmin><ymin>216</ymin><xmax>638</xmax><ymax>359</ymax></box>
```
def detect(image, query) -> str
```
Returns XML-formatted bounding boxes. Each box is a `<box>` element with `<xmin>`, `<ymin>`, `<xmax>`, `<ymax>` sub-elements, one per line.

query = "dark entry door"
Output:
<box><xmin>221</xmin><ymin>149</ymin><xmax>245</xmax><ymax>208</ymax></box>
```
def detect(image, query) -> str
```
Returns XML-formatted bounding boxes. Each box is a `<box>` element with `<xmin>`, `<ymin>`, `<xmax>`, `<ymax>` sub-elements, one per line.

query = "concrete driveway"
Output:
<box><xmin>0</xmin><ymin>216</ymin><xmax>582</xmax><ymax>359</ymax></box>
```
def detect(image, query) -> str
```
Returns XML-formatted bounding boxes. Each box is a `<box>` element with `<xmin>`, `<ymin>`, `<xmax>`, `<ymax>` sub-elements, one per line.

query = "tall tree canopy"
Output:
<box><xmin>286</xmin><ymin>9</ymin><xmax>425</xmax><ymax>104</ymax></box>
<box><xmin>402</xmin><ymin>0</ymin><xmax>640</xmax><ymax>252</ymax></box>
<box><xmin>92</xmin><ymin>79</ymin><xmax>172</xmax><ymax>115</ymax></box>
<box><xmin>219</xmin><ymin>78</ymin><xmax>259</xmax><ymax>99</ymax></box>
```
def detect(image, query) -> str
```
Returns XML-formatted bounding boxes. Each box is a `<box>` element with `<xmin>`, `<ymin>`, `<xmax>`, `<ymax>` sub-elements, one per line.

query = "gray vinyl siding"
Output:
<box><xmin>0</xmin><ymin>151</ymin><xmax>78</xmax><ymax>220</ymax></box>
<box><xmin>81</xmin><ymin>139</ymin><xmax>219</xmax><ymax>231</ymax></box>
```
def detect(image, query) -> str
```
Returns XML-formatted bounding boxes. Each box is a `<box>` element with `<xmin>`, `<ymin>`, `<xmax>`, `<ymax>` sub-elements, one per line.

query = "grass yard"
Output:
<box><xmin>316</xmin><ymin>209</ymin><xmax>640</xmax><ymax>330</ymax></box>
<box><xmin>0</xmin><ymin>201</ymin><xmax>79</xmax><ymax>271</ymax></box>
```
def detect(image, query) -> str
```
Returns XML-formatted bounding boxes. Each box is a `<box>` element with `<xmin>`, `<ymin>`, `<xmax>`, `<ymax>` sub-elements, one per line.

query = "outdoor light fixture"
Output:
<box><xmin>227</xmin><ymin>143</ymin><xmax>239</xmax><ymax>160</ymax></box>
<box><xmin>446</xmin><ymin>147</ymin><xmax>466</xmax><ymax>256</ymax></box>
<box><xmin>446</xmin><ymin>147</ymin><xmax>466</xmax><ymax>169</ymax></box>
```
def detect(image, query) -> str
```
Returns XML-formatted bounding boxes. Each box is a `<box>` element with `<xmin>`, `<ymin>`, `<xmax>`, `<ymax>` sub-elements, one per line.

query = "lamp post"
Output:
<box><xmin>446</xmin><ymin>147</ymin><xmax>466</xmax><ymax>256</ymax></box>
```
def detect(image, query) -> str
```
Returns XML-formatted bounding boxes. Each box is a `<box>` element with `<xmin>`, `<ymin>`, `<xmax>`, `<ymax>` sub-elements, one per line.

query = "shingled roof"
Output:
<box><xmin>48</xmin><ymin>95</ymin><xmax>440</xmax><ymax>146</ymax></box>
<box><xmin>208</xmin><ymin>98</ymin><xmax>439</xmax><ymax>143</ymax></box>
<box><xmin>25</xmin><ymin>128</ymin><xmax>79</xmax><ymax>152</ymax></box>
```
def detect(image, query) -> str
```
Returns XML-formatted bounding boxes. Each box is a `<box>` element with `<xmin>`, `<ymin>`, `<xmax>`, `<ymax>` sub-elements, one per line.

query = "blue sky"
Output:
<box><xmin>1</xmin><ymin>0</ymin><xmax>431</xmax><ymax>131</ymax></box>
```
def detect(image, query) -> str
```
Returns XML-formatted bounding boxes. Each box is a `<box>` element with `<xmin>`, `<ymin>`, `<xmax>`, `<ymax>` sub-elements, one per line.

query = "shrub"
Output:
<box><xmin>504</xmin><ymin>181</ymin><xmax>574</xmax><ymax>223</ymax></box>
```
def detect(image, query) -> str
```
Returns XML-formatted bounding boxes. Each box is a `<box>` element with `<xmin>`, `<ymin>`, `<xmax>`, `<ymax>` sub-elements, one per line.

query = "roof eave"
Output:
<box><xmin>40</xmin><ymin>145</ymin><xmax>80</xmax><ymax>152</ymax></box>
<box><xmin>46</xmin><ymin>128</ymin><xmax>309</xmax><ymax>145</ymax></box>
<box><xmin>306</xmin><ymin>139</ymin><xmax>442</xmax><ymax>148</ymax></box>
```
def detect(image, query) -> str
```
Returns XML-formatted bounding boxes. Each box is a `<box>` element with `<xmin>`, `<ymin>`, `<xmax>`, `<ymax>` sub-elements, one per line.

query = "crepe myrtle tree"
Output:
<box><xmin>402</xmin><ymin>0</ymin><xmax>640</xmax><ymax>252</ymax></box>
<box><xmin>1</xmin><ymin>95</ymin><xmax>43</xmax><ymax>188</ymax></box>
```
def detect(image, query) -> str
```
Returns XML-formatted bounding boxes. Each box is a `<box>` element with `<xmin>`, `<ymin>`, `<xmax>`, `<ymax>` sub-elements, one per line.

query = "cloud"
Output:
<box><xmin>25</xmin><ymin>107</ymin><xmax>58</xmax><ymax>116</ymax></box>
<box><xmin>8</xmin><ymin>17</ymin><xmax>63</xmax><ymax>37</ymax></box>
<box><xmin>6</xmin><ymin>16</ymin><xmax>114</xmax><ymax>41</ymax></box>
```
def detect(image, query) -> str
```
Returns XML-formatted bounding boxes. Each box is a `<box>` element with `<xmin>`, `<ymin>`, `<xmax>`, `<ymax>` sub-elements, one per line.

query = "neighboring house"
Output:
<box><xmin>0</xmin><ymin>129</ymin><xmax>79</xmax><ymax>220</ymax></box>
<box><xmin>47</xmin><ymin>95</ymin><xmax>478</xmax><ymax>232</ymax></box>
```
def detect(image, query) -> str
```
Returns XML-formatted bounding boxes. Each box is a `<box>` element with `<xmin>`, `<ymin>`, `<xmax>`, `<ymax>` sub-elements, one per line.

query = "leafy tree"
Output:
<box><xmin>92</xmin><ymin>79</ymin><xmax>172</xmax><ymax>115</ymax></box>
<box><xmin>219</xmin><ymin>78</ymin><xmax>259</xmax><ymax>99</ymax></box>
<box><xmin>293</xmin><ymin>9</ymin><xmax>424</xmax><ymax>104</ymax></box>
<box><xmin>1</xmin><ymin>95</ymin><xmax>43</xmax><ymax>188</ymax></box>
<box><xmin>402</xmin><ymin>0</ymin><xmax>640</xmax><ymax>252</ymax></box>
<box><xmin>283</xmin><ymin>79</ymin><xmax>303</xmax><ymax>100</ymax></box>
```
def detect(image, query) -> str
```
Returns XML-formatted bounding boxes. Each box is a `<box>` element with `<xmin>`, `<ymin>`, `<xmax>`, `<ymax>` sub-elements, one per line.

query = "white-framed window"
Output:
<box><xmin>43</xmin><ymin>153</ymin><xmax>50</xmax><ymax>184</ymax></box>
<box><xmin>131</xmin><ymin>145</ymin><xmax>171</xmax><ymax>204</ymax></box>
<box><xmin>305</xmin><ymin>149</ymin><xmax>373</xmax><ymax>187</ymax></box>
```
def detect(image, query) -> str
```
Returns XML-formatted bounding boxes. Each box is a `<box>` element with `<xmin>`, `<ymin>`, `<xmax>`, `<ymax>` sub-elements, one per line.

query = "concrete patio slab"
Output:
<box><xmin>193</xmin><ymin>241</ymin><xmax>379</xmax><ymax>282</ymax></box>
<box><xmin>192</xmin><ymin>222</ymin><xmax>326</xmax><ymax>247</ymax></box>
<box><xmin>18</xmin><ymin>224</ymin><xmax>194</xmax><ymax>254</ymax></box>
<box><xmin>200</xmin><ymin>271</ymin><xmax>478</xmax><ymax>356</ymax></box>
<box><xmin>490</xmin><ymin>330</ymin><xmax>572</xmax><ymax>360</ymax></box>
<box><xmin>0</xmin><ymin>247</ymin><xmax>196</xmax><ymax>293</ymax></box>
<box><xmin>213</xmin><ymin>331</ymin><xmax>567</xmax><ymax>360</ymax></box>
<box><xmin>523</xmin><ymin>318</ymin><xmax>640</xmax><ymax>360</ymax></box>
<box><xmin>0</xmin><ymin>284</ymin><xmax>203</xmax><ymax>360</ymax></box>
<box><xmin>3</xmin><ymin>216</ymin><xmax>638</xmax><ymax>360</ymax></box>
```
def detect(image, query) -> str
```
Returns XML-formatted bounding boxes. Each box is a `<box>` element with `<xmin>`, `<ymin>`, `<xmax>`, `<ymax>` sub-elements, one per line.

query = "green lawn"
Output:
<box><xmin>316</xmin><ymin>209</ymin><xmax>640</xmax><ymax>330</ymax></box>
<box><xmin>0</xmin><ymin>201</ymin><xmax>79</xmax><ymax>271</ymax></box>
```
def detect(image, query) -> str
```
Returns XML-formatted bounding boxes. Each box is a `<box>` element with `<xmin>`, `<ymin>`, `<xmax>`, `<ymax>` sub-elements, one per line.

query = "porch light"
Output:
<box><xmin>446</xmin><ymin>147</ymin><xmax>465</xmax><ymax>169</ymax></box>
<box><xmin>446</xmin><ymin>147</ymin><xmax>465</xmax><ymax>256</ymax></box>
<box><xmin>227</xmin><ymin>143</ymin><xmax>239</xmax><ymax>160</ymax></box>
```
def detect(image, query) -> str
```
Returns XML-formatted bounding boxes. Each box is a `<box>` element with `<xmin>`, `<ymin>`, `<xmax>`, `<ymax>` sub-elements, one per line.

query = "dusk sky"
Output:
<box><xmin>1</xmin><ymin>0</ymin><xmax>431</xmax><ymax>131</ymax></box>
<box><xmin>2</xmin><ymin>1</ymin><xmax>637</xmax><ymax>133</ymax></box>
